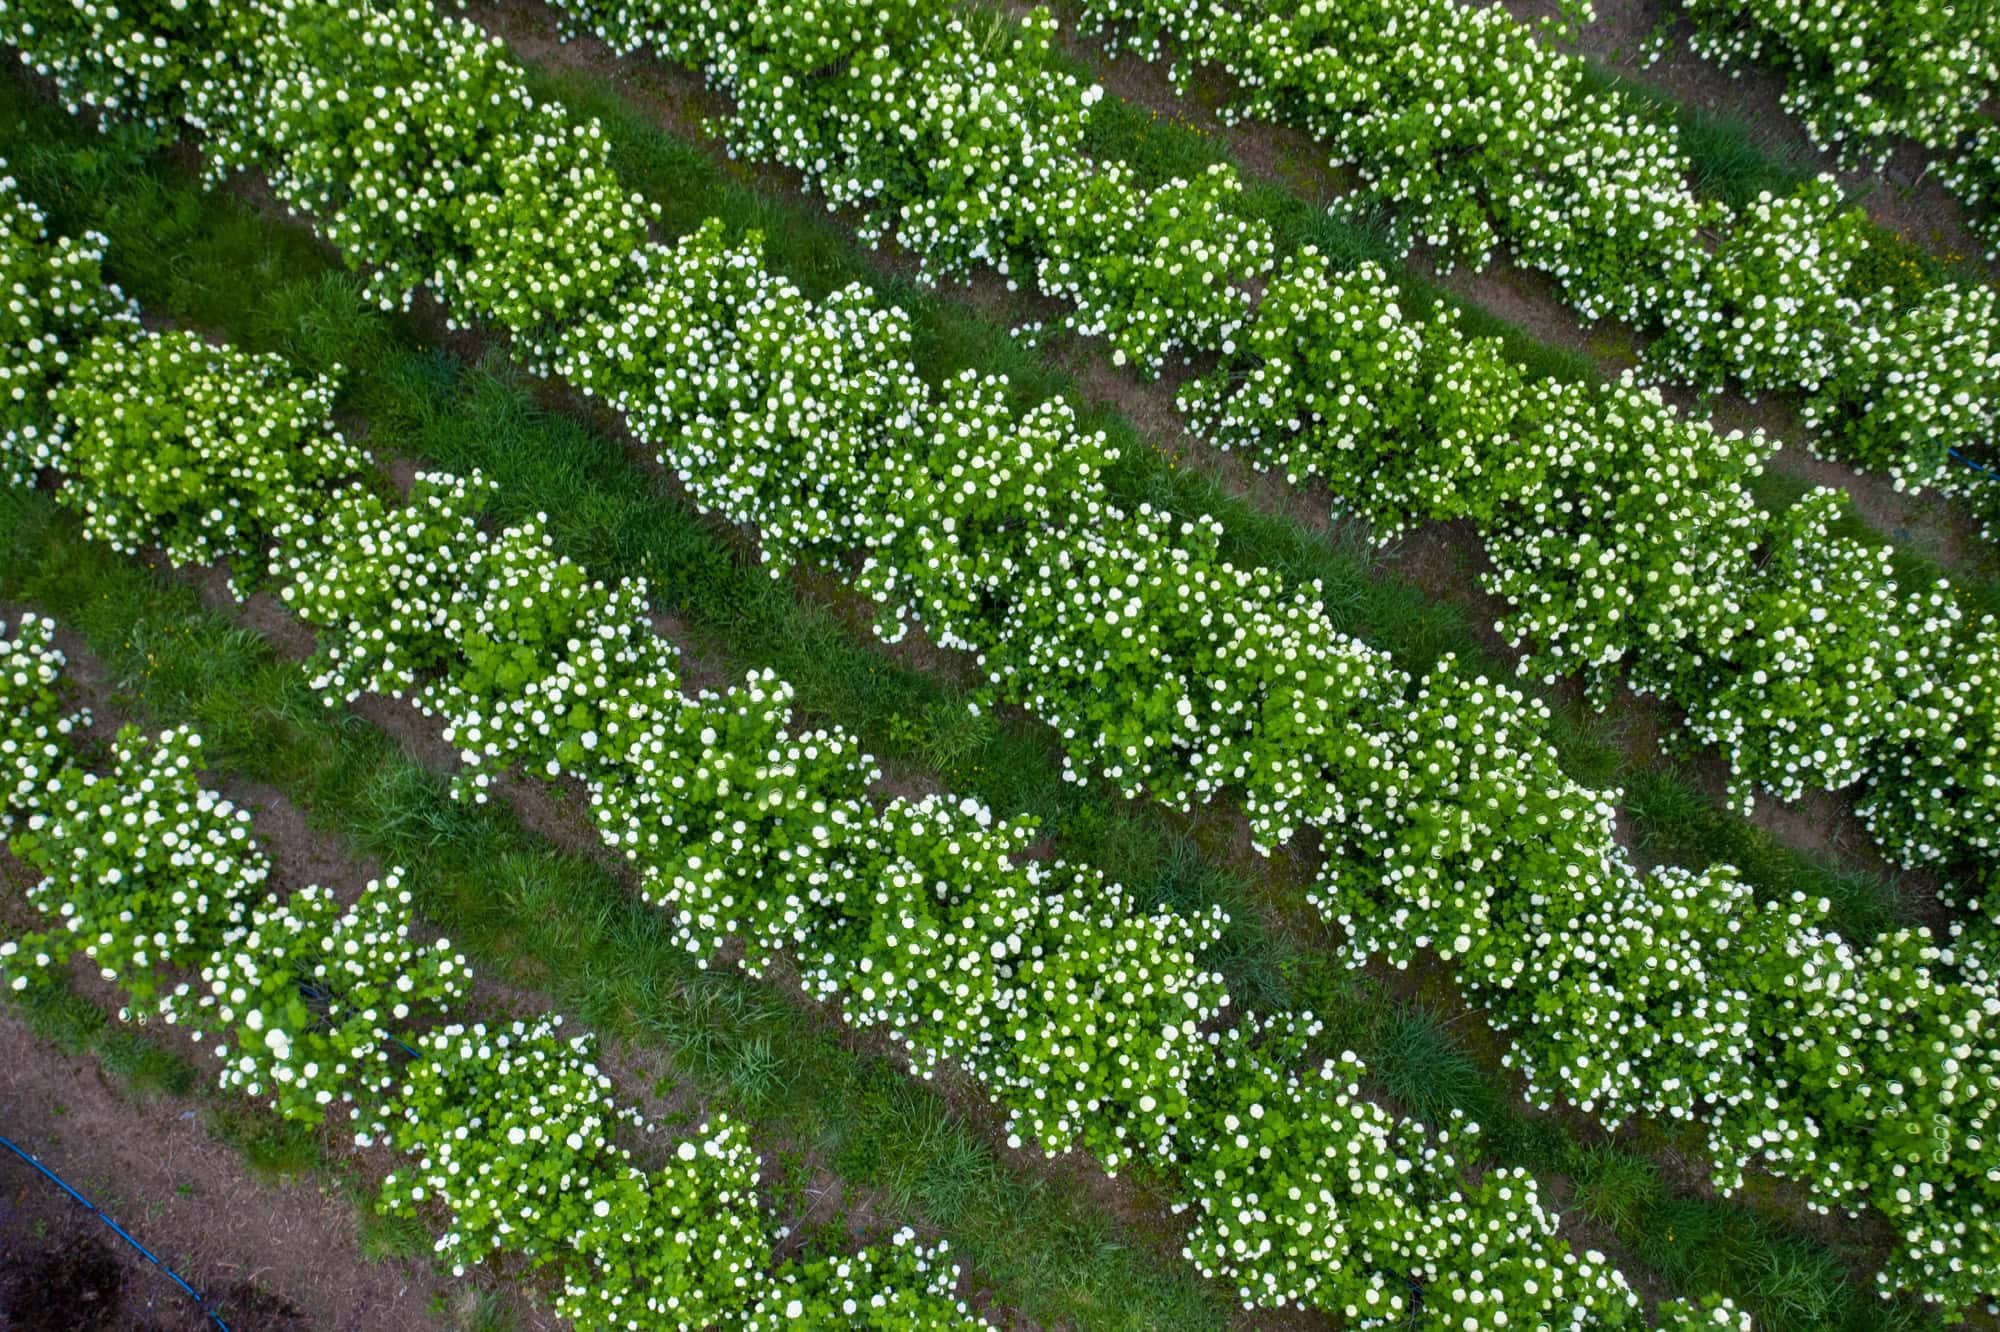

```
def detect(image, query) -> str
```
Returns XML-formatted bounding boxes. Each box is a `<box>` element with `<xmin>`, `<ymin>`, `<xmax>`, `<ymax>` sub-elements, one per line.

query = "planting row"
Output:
<box><xmin>1675</xmin><ymin>0</ymin><xmax>2000</xmax><ymax>238</ymax></box>
<box><xmin>0</xmin><ymin>617</ymin><xmax>982</xmax><ymax>1329</ymax></box>
<box><xmin>1182</xmin><ymin>247</ymin><xmax>1999</xmax><ymax>881</ymax></box>
<box><xmin>3</xmin><ymin>0</ymin><xmax>1996</xmax><ymax>1308</ymax></box>
<box><xmin>10</xmin><ymin>0</ymin><xmax>1996</xmax><ymax>514</ymax></box>
<box><xmin>0</xmin><ymin>175</ymin><xmax>1739</xmax><ymax>1325</ymax></box>
<box><xmin>1060</xmin><ymin>0</ymin><xmax>2000</xmax><ymax>468</ymax></box>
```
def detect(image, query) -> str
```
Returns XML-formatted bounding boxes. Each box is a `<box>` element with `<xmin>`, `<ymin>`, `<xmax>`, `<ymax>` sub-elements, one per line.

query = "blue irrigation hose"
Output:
<box><xmin>1950</xmin><ymin>448</ymin><xmax>1998</xmax><ymax>479</ymax></box>
<box><xmin>0</xmin><ymin>1130</ymin><xmax>233</xmax><ymax>1331</ymax></box>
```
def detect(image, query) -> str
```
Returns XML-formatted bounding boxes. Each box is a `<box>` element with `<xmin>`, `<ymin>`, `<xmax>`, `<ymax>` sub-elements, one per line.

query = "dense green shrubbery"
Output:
<box><xmin>3</xmin><ymin>724</ymin><xmax>263</xmax><ymax>1010</ymax></box>
<box><xmin>0</xmin><ymin>616</ymin><xmax>979</xmax><ymax>1332</ymax></box>
<box><xmin>162</xmin><ymin>875</ymin><xmax>469</xmax><ymax>1125</ymax></box>
<box><xmin>1677</xmin><ymin>0</ymin><xmax>2000</xmax><ymax>252</ymax></box>
<box><xmin>5</xmin><ymin>0</ymin><xmax>1994</xmax><ymax>1309</ymax></box>
<box><xmin>43</xmin><ymin>329</ymin><xmax>363</xmax><ymax>586</ymax></box>
<box><xmin>0</xmin><ymin>167</ymin><xmax>136</xmax><ymax>486</ymax></box>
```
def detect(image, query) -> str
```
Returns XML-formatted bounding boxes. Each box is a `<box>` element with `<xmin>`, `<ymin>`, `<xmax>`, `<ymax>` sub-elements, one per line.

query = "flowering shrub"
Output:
<box><xmin>744</xmin><ymin>1229</ymin><xmax>978</xmax><ymax>1329</ymax></box>
<box><xmin>378</xmin><ymin>1019</ymin><xmax>773</xmax><ymax>1324</ymax></box>
<box><xmin>1032</xmin><ymin>162</ymin><xmax>1270</xmax><ymax>374</ymax></box>
<box><xmin>271</xmin><ymin>470</ymin><xmax>495</xmax><ymax>705</ymax></box>
<box><xmin>0</xmin><ymin>613</ymin><xmax>83</xmax><ymax>829</ymax></box>
<box><xmin>423</xmin><ymin>518</ymin><xmax>684</xmax><ymax>798</ymax></box>
<box><xmin>190</xmin><ymin>0</ymin><xmax>653</xmax><ymax>334</ymax></box>
<box><xmin>1677</xmin><ymin>0</ymin><xmax>2000</xmax><ymax>249</ymax></box>
<box><xmin>0</xmin><ymin>162</ymin><xmax>137</xmax><ymax>486</ymax></box>
<box><xmin>1485</xmin><ymin>379</ymin><xmax>1769</xmax><ymax>696</ymax></box>
<box><xmin>160</xmin><ymin>873</ymin><xmax>469</xmax><ymax>1125</ymax></box>
<box><xmin>1657</xmin><ymin>1295</ymin><xmax>1753</xmax><ymax>1332</ymax></box>
<box><xmin>1940</xmin><ymin>120</ymin><xmax>2000</xmax><ymax>257</ymax></box>
<box><xmin>2</xmin><ymin>725</ymin><xmax>265</xmax><ymax>1012</ymax></box>
<box><xmin>1803</xmin><ymin>281</ymin><xmax>2000</xmax><ymax>503</ymax></box>
<box><xmin>43</xmin><ymin>329</ymin><xmax>363</xmax><ymax>585</ymax></box>
<box><xmin>1650</xmin><ymin>180</ymin><xmax>1878</xmax><ymax>397</ymax></box>
<box><xmin>1859</xmin><ymin>612</ymin><xmax>2000</xmax><ymax>911</ymax></box>
<box><xmin>1179</xmin><ymin>250</ymin><xmax>1531</xmax><ymax>536</ymax></box>
<box><xmin>0</xmin><ymin>0</ymin><xmax>219</xmax><ymax>128</ymax></box>
<box><xmin>1666</xmin><ymin>489</ymin><xmax>1917</xmax><ymax>810</ymax></box>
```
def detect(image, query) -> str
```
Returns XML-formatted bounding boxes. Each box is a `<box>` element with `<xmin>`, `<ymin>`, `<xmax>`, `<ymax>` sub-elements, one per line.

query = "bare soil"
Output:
<box><xmin>0</xmin><ymin>1010</ymin><xmax>445</xmax><ymax>1332</ymax></box>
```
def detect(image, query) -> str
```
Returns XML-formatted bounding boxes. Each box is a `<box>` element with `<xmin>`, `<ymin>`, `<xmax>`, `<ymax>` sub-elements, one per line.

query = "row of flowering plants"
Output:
<box><xmin>10</xmin><ymin>2</ymin><xmax>1999</xmax><ymax>910</ymax></box>
<box><xmin>532</xmin><ymin>0</ymin><xmax>2000</xmax><ymax>508</ymax></box>
<box><xmin>1057</xmin><ymin>0</ymin><xmax>2000</xmax><ymax>456</ymax></box>
<box><xmin>1674</xmin><ymin>0</ymin><xmax>2000</xmax><ymax>247</ymax></box>
<box><xmin>546</xmin><ymin>0</ymin><xmax>2000</xmax><ymax>510</ymax></box>
<box><xmin>0</xmin><ymin>171</ymin><xmax>987</xmax><ymax>1322</ymax></box>
<box><xmin>0</xmin><ymin>170</ymin><xmax>1741</xmax><ymax>1325</ymax></box>
<box><xmin>550</xmin><ymin>0</ymin><xmax>1271</xmax><ymax>376</ymax></box>
<box><xmin>0</xmin><ymin>615</ymin><xmax>979</xmax><ymax>1328</ymax></box>
<box><xmin>33</xmin><ymin>0</ymin><xmax>2000</xmax><ymax>1308</ymax></box>
<box><xmin>0</xmin><ymin>626</ymin><xmax>471</xmax><ymax>1127</ymax></box>
<box><xmin>1183</xmin><ymin>245</ymin><xmax>2000</xmax><ymax>895</ymax></box>
<box><xmin>1</xmin><ymin>1</ymin><xmax>1991</xmax><ymax>1312</ymax></box>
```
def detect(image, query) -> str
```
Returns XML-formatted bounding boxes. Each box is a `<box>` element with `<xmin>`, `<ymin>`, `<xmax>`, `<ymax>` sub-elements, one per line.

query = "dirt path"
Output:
<box><xmin>0</xmin><ymin>1009</ymin><xmax>449</xmax><ymax>1332</ymax></box>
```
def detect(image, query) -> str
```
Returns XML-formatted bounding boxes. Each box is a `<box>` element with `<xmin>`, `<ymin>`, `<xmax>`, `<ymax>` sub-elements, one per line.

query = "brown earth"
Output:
<box><xmin>0</xmin><ymin>1009</ymin><xmax>448</xmax><ymax>1332</ymax></box>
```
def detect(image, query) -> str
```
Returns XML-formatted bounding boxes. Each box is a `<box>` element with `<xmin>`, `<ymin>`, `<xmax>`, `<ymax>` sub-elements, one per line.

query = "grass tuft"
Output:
<box><xmin>1369</xmin><ymin>1004</ymin><xmax>1493</xmax><ymax>1127</ymax></box>
<box><xmin>1570</xmin><ymin>1143</ymin><xmax>1663</xmax><ymax>1235</ymax></box>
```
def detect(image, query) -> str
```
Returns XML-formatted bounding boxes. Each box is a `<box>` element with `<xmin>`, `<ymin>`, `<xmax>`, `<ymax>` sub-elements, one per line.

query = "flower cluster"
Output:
<box><xmin>743</xmin><ymin>1228</ymin><xmax>975</xmax><ymax>1329</ymax></box>
<box><xmin>424</xmin><ymin>517</ymin><xmax>684</xmax><ymax>797</ymax></box>
<box><xmin>0</xmin><ymin>161</ymin><xmax>137</xmax><ymax>486</ymax></box>
<box><xmin>266</xmin><ymin>469</ymin><xmax>489</xmax><ymax>704</ymax></box>
<box><xmin>0</xmin><ymin>613</ymin><xmax>84</xmax><ymax>829</ymax></box>
<box><xmin>42</xmin><ymin>328</ymin><xmax>363</xmax><ymax>586</ymax></box>
<box><xmin>378</xmin><ymin>1021</ymin><xmax>766</xmax><ymax>1309</ymax></box>
<box><xmin>189</xmin><ymin>0</ymin><xmax>654</xmax><ymax>336</ymax></box>
<box><xmin>160</xmin><ymin>874</ymin><xmax>469</xmax><ymax>1125</ymax></box>
<box><xmin>2</xmin><ymin>725</ymin><xmax>264</xmax><ymax>1012</ymax></box>
<box><xmin>0</xmin><ymin>0</ymin><xmax>220</xmax><ymax>129</ymax></box>
<box><xmin>1803</xmin><ymin>280</ymin><xmax>2000</xmax><ymax>519</ymax></box>
<box><xmin>1179</xmin><ymin>251</ymin><xmax>1532</xmax><ymax>538</ymax></box>
<box><xmin>1650</xmin><ymin>179</ymin><xmax>1878</xmax><ymax>397</ymax></box>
